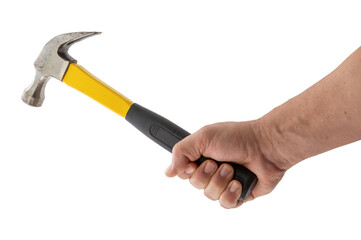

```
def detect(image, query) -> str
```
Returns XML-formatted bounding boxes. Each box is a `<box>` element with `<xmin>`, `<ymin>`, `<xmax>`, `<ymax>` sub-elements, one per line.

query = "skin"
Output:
<box><xmin>165</xmin><ymin>47</ymin><xmax>361</xmax><ymax>209</ymax></box>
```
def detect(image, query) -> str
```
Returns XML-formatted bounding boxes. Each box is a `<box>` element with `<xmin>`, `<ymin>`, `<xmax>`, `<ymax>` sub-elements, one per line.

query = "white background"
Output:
<box><xmin>1</xmin><ymin>1</ymin><xmax>361</xmax><ymax>239</ymax></box>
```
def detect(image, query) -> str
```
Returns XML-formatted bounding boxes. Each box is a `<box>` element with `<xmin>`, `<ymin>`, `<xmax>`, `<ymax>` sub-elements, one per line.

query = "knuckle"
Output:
<box><xmin>198</xmin><ymin>125</ymin><xmax>213</xmax><ymax>138</ymax></box>
<box><xmin>172</xmin><ymin>141</ymin><xmax>184</xmax><ymax>157</ymax></box>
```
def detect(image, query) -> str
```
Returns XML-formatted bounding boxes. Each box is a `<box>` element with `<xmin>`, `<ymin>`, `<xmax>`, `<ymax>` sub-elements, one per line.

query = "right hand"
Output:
<box><xmin>165</xmin><ymin>121</ymin><xmax>289</xmax><ymax>209</ymax></box>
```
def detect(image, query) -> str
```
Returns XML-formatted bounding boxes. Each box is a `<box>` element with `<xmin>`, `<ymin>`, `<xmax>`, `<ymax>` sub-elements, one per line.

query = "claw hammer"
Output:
<box><xmin>22</xmin><ymin>32</ymin><xmax>257</xmax><ymax>201</ymax></box>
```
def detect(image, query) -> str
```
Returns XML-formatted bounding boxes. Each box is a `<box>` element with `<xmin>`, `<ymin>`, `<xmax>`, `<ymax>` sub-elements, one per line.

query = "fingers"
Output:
<box><xmin>164</xmin><ymin>128</ymin><xmax>250</xmax><ymax>209</ymax></box>
<box><xmin>177</xmin><ymin>162</ymin><xmax>197</xmax><ymax>180</ymax></box>
<box><xmin>191</xmin><ymin>162</ymin><xmax>244</xmax><ymax>209</ymax></box>
<box><xmin>219</xmin><ymin>180</ymin><xmax>244</xmax><ymax>209</ymax></box>
<box><xmin>165</xmin><ymin>153</ymin><xmax>190</xmax><ymax>178</ymax></box>
<box><xmin>189</xmin><ymin>160</ymin><xmax>218</xmax><ymax>189</ymax></box>
<box><xmin>203</xmin><ymin>163</ymin><xmax>234</xmax><ymax>200</ymax></box>
<box><xmin>165</xmin><ymin>133</ymin><xmax>205</xmax><ymax>178</ymax></box>
<box><xmin>167</xmin><ymin>158</ymin><xmax>245</xmax><ymax>209</ymax></box>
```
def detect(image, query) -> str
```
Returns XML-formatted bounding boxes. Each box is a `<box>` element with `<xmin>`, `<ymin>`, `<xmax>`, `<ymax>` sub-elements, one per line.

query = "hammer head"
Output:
<box><xmin>22</xmin><ymin>32</ymin><xmax>101</xmax><ymax>107</ymax></box>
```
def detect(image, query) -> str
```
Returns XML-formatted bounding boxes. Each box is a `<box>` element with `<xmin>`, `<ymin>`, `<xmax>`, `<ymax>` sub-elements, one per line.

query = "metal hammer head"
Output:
<box><xmin>22</xmin><ymin>32</ymin><xmax>101</xmax><ymax>107</ymax></box>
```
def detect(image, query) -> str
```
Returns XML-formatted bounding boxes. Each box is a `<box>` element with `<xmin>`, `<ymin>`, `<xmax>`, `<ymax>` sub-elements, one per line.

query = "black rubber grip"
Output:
<box><xmin>125</xmin><ymin>103</ymin><xmax>258</xmax><ymax>200</ymax></box>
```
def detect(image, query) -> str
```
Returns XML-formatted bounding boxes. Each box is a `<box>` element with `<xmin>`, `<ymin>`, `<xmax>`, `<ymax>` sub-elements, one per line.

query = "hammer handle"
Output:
<box><xmin>125</xmin><ymin>103</ymin><xmax>258</xmax><ymax>201</ymax></box>
<box><xmin>63</xmin><ymin>64</ymin><xmax>257</xmax><ymax>200</ymax></box>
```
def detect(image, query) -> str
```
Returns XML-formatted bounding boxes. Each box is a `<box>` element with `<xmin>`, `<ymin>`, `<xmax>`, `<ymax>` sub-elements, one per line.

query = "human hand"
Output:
<box><xmin>166</xmin><ymin>47</ymin><xmax>361</xmax><ymax>209</ymax></box>
<box><xmin>165</xmin><ymin>121</ymin><xmax>288</xmax><ymax>209</ymax></box>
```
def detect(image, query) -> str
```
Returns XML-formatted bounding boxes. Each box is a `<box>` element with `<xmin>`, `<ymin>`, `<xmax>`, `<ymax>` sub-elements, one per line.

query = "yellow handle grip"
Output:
<box><xmin>62</xmin><ymin>63</ymin><xmax>133</xmax><ymax>117</ymax></box>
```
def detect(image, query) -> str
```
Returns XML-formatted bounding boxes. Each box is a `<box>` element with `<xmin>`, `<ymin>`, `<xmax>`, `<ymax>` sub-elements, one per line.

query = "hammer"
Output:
<box><xmin>22</xmin><ymin>32</ymin><xmax>257</xmax><ymax>201</ymax></box>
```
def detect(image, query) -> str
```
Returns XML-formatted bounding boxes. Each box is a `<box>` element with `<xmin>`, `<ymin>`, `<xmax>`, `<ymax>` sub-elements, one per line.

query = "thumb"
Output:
<box><xmin>165</xmin><ymin>130</ymin><xmax>207</xmax><ymax>178</ymax></box>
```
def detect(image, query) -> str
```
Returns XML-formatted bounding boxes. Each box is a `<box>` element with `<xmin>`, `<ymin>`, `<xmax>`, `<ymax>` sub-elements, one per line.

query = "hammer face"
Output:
<box><xmin>22</xmin><ymin>71</ymin><xmax>50</xmax><ymax>107</ymax></box>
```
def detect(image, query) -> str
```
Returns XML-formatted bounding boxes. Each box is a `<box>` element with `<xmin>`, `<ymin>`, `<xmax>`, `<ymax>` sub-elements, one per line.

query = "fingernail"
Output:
<box><xmin>185</xmin><ymin>165</ymin><xmax>195</xmax><ymax>175</ymax></box>
<box><xmin>204</xmin><ymin>162</ymin><xmax>216</xmax><ymax>174</ymax></box>
<box><xmin>220</xmin><ymin>165</ymin><xmax>231</xmax><ymax>177</ymax></box>
<box><xmin>229</xmin><ymin>182</ymin><xmax>240</xmax><ymax>193</ymax></box>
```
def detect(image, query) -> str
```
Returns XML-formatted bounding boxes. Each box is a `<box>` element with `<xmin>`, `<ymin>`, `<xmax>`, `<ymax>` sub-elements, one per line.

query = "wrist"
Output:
<box><xmin>254</xmin><ymin>112</ymin><xmax>301</xmax><ymax>170</ymax></box>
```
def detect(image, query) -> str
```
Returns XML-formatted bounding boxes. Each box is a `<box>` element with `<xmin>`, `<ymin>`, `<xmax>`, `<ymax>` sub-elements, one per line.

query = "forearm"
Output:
<box><xmin>259</xmin><ymin>47</ymin><xmax>361</xmax><ymax>169</ymax></box>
